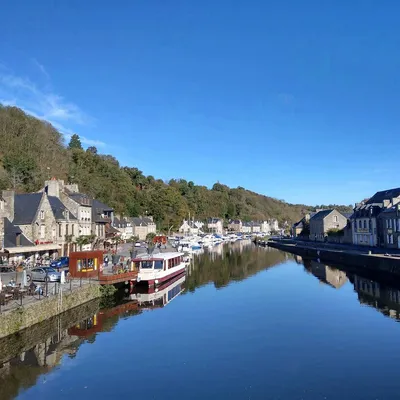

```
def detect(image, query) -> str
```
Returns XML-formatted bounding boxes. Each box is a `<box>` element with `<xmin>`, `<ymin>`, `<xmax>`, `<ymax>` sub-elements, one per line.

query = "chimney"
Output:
<box><xmin>45</xmin><ymin>178</ymin><xmax>64</xmax><ymax>198</ymax></box>
<box><xmin>2</xmin><ymin>190</ymin><xmax>15</xmax><ymax>221</ymax></box>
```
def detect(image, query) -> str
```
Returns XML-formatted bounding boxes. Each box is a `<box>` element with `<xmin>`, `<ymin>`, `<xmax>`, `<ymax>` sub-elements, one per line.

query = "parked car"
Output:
<box><xmin>28</xmin><ymin>267</ymin><xmax>61</xmax><ymax>282</ymax></box>
<box><xmin>50</xmin><ymin>257</ymin><xmax>69</xmax><ymax>269</ymax></box>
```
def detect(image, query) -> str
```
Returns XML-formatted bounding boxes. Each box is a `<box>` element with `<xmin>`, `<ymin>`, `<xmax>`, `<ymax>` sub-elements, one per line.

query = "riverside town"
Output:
<box><xmin>3</xmin><ymin>2</ymin><xmax>400</xmax><ymax>398</ymax></box>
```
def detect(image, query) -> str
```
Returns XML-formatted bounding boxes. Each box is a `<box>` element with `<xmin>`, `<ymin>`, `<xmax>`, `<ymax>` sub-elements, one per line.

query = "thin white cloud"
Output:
<box><xmin>0</xmin><ymin>63</ymin><xmax>103</xmax><ymax>147</ymax></box>
<box><xmin>32</xmin><ymin>58</ymin><xmax>50</xmax><ymax>80</ymax></box>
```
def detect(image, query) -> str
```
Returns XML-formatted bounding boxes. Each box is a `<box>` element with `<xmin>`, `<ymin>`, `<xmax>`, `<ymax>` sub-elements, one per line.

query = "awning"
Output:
<box><xmin>6</xmin><ymin>244</ymin><xmax>62</xmax><ymax>254</ymax></box>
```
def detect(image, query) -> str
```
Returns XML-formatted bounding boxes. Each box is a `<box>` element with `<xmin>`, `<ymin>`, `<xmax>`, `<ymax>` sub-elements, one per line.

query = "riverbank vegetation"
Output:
<box><xmin>0</xmin><ymin>105</ymin><xmax>352</xmax><ymax>229</ymax></box>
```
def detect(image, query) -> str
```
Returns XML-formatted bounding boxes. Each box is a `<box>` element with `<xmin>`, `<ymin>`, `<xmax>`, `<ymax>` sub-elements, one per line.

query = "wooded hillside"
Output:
<box><xmin>0</xmin><ymin>105</ymin><xmax>352</xmax><ymax>229</ymax></box>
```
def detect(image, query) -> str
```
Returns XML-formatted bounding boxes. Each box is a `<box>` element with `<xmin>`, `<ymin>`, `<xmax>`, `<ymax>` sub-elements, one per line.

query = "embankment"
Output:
<box><xmin>268</xmin><ymin>241</ymin><xmax>400</xmax><ymax>277</ymax></box>
<box><xmin>0</xmin><ymin>284</ymin><xmax>101</xmax><ymax>339</ymax></box>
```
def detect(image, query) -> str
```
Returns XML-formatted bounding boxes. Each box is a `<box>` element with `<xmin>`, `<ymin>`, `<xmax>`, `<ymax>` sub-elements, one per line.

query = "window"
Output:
<box><xmin>40</xmin><ymin>210</ymin><xmax>45</xmax><ymax>220</ymax></box>
<box><xmin>390</xmin><ymin>234</ymin><xmax>394</xmax><ymax>244</ymax></box>
<box><xmin>363</xmin><ymin>220</ymin><xmax>367</xmax><ymax>229</ymax></box>
<box><xmin>386</xmin><ymin>219</ymin><xmax>389</xmax><ymax>229</ymax></box>
<box><xmin>72</xmin><ymin>224</ymin><xmax>75</xmax><ymax>236</ymax></box>
<box><xmin>154</xmin><ymin>260</ymin><xmax>163</xmax><ymax>270</ymax></box>
<box><xmin>387</xmin><ymin>235</ymin><xmax>390</xmax><ymax>244</ymax></box>
<box><xmin>358</xmin><ymin>220</ymin><xmax>362</xmax><ymax>229</ymax></box>
<box><xmin>141</xmin><ymin>261</ymin><xmax>153</xmax><ymax>269</ymax></box>
<box><xmin>333</xmin><ymin>215</ymin><xmax>338</xmax><ymax>222</ymax></box>
<box><xmin>394</xmin><ymin>219</ymin><xmax>397</xmax><ymax>233</ymax></box>
<box><xmin>59</xmin><ymin>224</ymin><xmax>62</xmax><ymax>237</ymax></box>
<box><xmin>66</xmin><ymin>224</ymin><xmax>69</xmax><ymax>236</ymax></box>
<box><xmin>389</xmin><ymin>219</ymin><xmax>393</xmax><ymax>229</ymax></box>
<box><xmin>40</xmin><ymin>225</ymin><xmax>46</xmax><ymax>239</ymax></box>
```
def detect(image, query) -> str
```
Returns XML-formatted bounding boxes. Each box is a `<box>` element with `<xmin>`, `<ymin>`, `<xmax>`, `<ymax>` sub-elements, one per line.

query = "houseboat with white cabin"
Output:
<box><xmin>133</xmin><ymin>252</ymin><xmax>186</xmax><ymax>287</ymax></box>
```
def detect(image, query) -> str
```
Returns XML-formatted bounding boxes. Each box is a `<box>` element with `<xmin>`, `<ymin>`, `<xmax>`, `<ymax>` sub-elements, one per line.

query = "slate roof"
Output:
<box><xmin>13</xmin><ymin>193</ymin><xmax>43</xmax><ymax>225</ymax></box>
<box><xmin>68</xmin><ymin>192</ymin><xmax>92</xmax><ymax>206</ymax></box>
<box><xmin>142</xmin><ymin>217</ymin><xmax>155</xmax><ymax>225</ymax></box>
<box><xmin>3</xmin><ymin>218</ymin><xmax>34</xmax><ymax>248</ymax></box>
<box><xmin>366</xmin><ymin>188</ymin><xmax>400</xmax><ymax>204</ymax></box>
<box><xmin>131</xmin><ymin>217</ymin><xmax>147</xmax><ymax>226</ymax></box>
<box><xmin>293</xmin><ymin>221</ymin><xmax>304</xmax><ymax>229</ymax></box>
<box><xmin>310</xmin><ymin>210</ymin><xmax>334</xmax><ymax>221</ymax></box>
<box><xmin>342</xmin><ymin>212</ymin><xmax>353</xmax><ymax>219</ymax></box>
<box><xmin>92</xmin><ymin>199</ymin><xmax>113</xmax><ymax>223</ymax></box>
<box><xmin>48</xmin><ymin>196</ymin><xmax>76</xmax><ymax>220</ymax></box>
<box><xmin>208</xmin><ymin>218</ymin><xmax>222</xmax><ymax>224</ymax></box>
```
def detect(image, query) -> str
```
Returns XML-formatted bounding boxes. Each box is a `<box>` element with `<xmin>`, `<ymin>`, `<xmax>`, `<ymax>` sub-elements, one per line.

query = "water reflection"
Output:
<box><xmin>185</xmin><ymin>240</ymin><xmax>287</xmax><ymax>291</ymax></box>
<box><xmin>298</xmin><ymin>255</ymin><xmax>400</xmax><ymax>321</ymax></box>
<box><xmin>0</xmin><ymin>299</ymin><xmax>100</xmax><ymax>400</ymax></box>
<box><xmin>5</xmin><ymin>243</ymin><xmax>400</xmax><ymax>399</ymax></box>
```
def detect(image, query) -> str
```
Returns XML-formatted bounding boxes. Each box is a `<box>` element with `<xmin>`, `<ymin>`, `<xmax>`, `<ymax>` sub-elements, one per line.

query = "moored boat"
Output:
<box><xmin>133</xmin><ymin>252</ymin><xmax>186</xmax><ymax>287</ymax></box>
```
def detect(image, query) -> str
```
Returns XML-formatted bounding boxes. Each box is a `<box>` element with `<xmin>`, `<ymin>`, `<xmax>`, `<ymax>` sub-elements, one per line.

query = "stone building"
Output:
<box><xmin>378</xmin><ymin>204</ymin><xmax>400</xmax><ymax>249</ymax></box>
<box><xmin>92</xmin><ymin>199</ymin><xmax>114</xmax><ymax>241</ymax></box>
<box><xmin>207</xmin><ymin>218</ymin><xmax>224</xmax><ymax>234</ymax></box>
<box><xmin>178</xmin><ymin>220</ymin><xmax>204</xmax><ymax>235</ymax></box>
<box><xmin>228</xmin><ymin>219</ymin><xmax>242</xmax><ymax>232</ymax></box>
<box><xmin>309</xmin><ymin>209</ymin><xmax>348</xmax><ymax>242</ymax></box>
<box><xmin>352</xmin><ymin>187</ymin><xmax>400</xmax><ymax>247</ymax></box>
<box><xmin>131</xmin><ymin>216</ymin><xmax>157</xmax><ymax>240</ymax></box>
<box><xmin>1</xmin><ymin>190</ymin><xmax>63</xmax><ymax>257</ymax></box>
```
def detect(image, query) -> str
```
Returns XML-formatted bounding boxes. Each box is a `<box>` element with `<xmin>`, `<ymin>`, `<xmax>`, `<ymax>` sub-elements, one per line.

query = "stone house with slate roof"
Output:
<box><xmin>309</xmin><ymin>209</ymin><xmax>348</xmax><ymax>242</ymax></box>
<box><xmin>207</xmin><ymin>218</ymin><xmax>224</xmax><ymax>234</ymax></box>
<box><xmin>92</xmin><ymin>199</ymin><xmax>114</xmax><ymax>240</ymax></box>
<box><xmin>228</xmin><ymin>219</ymin><xmax>242</xmax><ymax>232</ymax></box>
<box><xmin>352</xmin><ymin>187</ymin><xmax>400</xmax><ymax>247</ymax></box>
<box><xmin>131</xmin><ymin>216</ymin><xmax>156</xmax><ymax>240</ymax></box>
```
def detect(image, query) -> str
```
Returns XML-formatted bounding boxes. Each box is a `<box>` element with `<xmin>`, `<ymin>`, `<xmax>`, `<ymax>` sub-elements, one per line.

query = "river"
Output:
<box><xmin>2</xmin><ymin>240</ymin><xmax>400</xmax><ymax>399</ymax></box>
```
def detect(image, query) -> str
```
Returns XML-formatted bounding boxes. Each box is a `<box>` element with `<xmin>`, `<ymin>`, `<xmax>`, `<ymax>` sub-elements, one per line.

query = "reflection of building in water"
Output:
<box><xmin>309</xmin><ymin>261</ymin><xmax>348</xmax><ymax>289</ymax></box>
<box><xmin>353</xmin><ymin>275</ymin><xmax>400</xmax><ymax>320</ymax></box>
<box><xmin>293</xmin><ymin>255</ymin><xmax>303</xmax><ymax>264</ymax></box>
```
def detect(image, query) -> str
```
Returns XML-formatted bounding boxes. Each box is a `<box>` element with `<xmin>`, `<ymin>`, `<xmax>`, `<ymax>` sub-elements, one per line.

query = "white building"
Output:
<box><xmin>179</xmin><ymin>220</ymin><xmax>204</xmax><ymax>235</ymax></box>
<box><xmin>207</xmin><ymin>218</ymin><xmax>224</xmax><ymax>234</ymax></box>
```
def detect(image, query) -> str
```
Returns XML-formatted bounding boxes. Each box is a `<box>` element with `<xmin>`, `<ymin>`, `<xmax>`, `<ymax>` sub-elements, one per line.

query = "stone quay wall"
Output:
<box><xmin>0</xmin><ymin>284</ymin><xmax>101</xmax><ymax>339</ymax></box>
<box><xmin>268</xmin><ymin>241</ymin><xmax>400</xmax><ymax>277</ymax></box>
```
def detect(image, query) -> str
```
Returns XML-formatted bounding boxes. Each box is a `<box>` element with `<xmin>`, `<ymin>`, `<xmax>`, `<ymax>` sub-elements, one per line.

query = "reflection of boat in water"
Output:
<box><xmin>128</xmin><ymin>272</ymin><xmax>186</xmax><ymax>310</ymax></box>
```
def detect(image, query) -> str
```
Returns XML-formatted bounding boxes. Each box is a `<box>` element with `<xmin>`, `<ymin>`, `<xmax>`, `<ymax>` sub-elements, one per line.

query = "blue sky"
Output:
<box><xmin>1</xmin><ymin>1</ymin><xmax>399</xmax><ymax>206</ymax></box>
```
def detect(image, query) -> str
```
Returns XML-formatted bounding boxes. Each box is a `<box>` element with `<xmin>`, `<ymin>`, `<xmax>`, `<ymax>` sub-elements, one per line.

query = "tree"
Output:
<box><xmin>75</xmin><ymin>235</ymin><xmax>90</xmax><ymax>251</ymax></box>
<box><xmin>87</xmin><ymin>146</ymin><xmax>98</xmax><ymax>154</ymax></box>
<box><xmin>112</xmin><ymin>236</ymin><xmax>123</xmax><ymax>253</ymax></box>
<box><xmin>68</xmin><ymin>134</ymin><xmax>82</xmax><ymax>150</ymax></box>
<box><xmin>146</xmin><ymin>232</ymin><xmax>156</xmax><ymax>243</ymax></box>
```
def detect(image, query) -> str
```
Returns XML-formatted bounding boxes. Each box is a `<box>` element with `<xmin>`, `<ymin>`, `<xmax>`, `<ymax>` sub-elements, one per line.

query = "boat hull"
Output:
<box><xmin>137</xmin><ymin>263</ymin><xmax>186</xmax><ymax>287</ymax></box>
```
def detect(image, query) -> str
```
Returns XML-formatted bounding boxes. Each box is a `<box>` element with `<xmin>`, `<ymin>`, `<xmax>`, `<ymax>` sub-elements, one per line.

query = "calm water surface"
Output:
<box><xmin>2</xmin><ymin>241</ymin><xmax>400</xmax><ymax>399</ymax></box>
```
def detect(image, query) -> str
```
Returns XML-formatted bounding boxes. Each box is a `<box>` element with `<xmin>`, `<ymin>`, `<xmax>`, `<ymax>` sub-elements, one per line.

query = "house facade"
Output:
<box><xmin>179</xmin><ymin>220</ymin><xmax>204</xmax><ymax>235</ymax></box>
<box><xmin>309</xmin><ymin>209</ymin><xmax>348</xmax><ymax>242</ymax></box>
<box><xmin>228</xmin><ymin>219</ymin><xmax>242</xmax><ymax>232</ymax></box>
<box><xmin>131</xmin><ymin>216</ymin><xmax>156</xmax><ymax>240</ymax></box>
<box><xmin>241</xmin><ymin>223</ymin><xmax>252</xmax><ymax>233</ymax></box>
<box><xmin>207</xmin><ymin>218</ymin><xmax>224</xmax><ymax>234</ymax></box>
<box><xmin>352</xmin><ymin>187</ymin><xmax>400</xmax><ymax>247</ymax></box>
<box><xmin>379</xmin><ymin>205</ymin><xmax>400</xmax><ymax>249</ymax></box>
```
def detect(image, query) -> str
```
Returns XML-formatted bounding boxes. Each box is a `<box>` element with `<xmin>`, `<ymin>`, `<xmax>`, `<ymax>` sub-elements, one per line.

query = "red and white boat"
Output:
<box><xmin>133</xmin><ymin>252</ymin><xmax>186</xmax><ymax>286</ymax></box>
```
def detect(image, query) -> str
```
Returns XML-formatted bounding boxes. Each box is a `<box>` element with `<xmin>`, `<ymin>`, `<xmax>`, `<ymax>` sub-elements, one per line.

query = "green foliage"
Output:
<box><xmin>146</xmin><ymin>232</ymin><xmax>157</xmax><ymax>242</ymax></box>
<box><xmin>0</xmin><ymin>105</ymin><xmax>352</xmax><ymax>229</ymax></box>
<box><xmin>68</xmin><ymin>134</ymin><xmax>82</xmax><ymax>150</ymax></box>
<box><xmin>327</xmin><ymin>228</ymin><xmax>344</xmax><ymax>237</ymax></box>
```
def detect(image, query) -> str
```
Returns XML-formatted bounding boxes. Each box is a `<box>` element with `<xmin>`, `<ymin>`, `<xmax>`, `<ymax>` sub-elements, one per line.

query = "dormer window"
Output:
<box><xmin>40</xmin><ymin>210</ymin><xmax>45</xmax><ymax>220</ymax></box>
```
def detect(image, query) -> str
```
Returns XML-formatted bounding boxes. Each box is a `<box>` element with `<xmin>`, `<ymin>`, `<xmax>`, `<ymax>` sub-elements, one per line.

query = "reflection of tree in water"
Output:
<box><xmin>186</xmin><ymin>244</ymin><xmax>287</xmax><ymax>292</ymax></box>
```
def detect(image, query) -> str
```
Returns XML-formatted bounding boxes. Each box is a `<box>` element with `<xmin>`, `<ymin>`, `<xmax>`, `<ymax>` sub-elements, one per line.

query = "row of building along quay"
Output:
<box><xmin>292</xmin><ymin>187</ymin><xmax>400</xmax><ymax>250</ymax></box>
